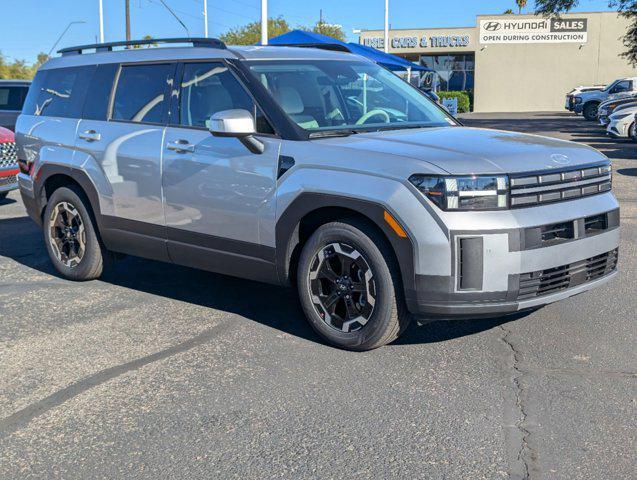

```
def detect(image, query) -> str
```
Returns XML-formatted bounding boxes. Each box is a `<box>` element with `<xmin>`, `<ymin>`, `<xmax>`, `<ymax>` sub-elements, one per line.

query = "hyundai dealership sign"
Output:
<box><xmin>479</xmin><ymin>18</ymin><xmax>588</xmax><ymax>44</ymax></box>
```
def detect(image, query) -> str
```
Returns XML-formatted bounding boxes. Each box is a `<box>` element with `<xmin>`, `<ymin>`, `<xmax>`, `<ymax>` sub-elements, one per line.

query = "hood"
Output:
<box><xmin>569</xmin><ymin>85</ymin><xmax>605</xmax><ymax>95</ymax></box>
<box><xmin>318</xmin><ymin>127</ymin><xmax>607</xmax><ymax>175</ymax></box>
<box><xmin>610</xmin><ymin>104</ymin><xmax>637</xmax><ymax>117</ymax></box>
<box><xmin>0</xmin><ymin>126</ymin><xmax>13</xmax><ymax>143</ymax></box>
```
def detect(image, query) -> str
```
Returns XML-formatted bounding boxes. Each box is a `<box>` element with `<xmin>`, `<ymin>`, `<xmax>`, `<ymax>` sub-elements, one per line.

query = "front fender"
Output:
<box><xmin>274</xmin><ymin>167</ymin><xmax>451</xmax><ymax>309</ymax></box>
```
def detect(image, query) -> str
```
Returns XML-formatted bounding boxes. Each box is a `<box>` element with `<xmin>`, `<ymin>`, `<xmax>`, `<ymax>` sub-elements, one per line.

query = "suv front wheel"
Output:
<box><xmin>583</xmin><ymin>102</ymin><xmax>599</xmax><ymax>121</ymax></box>
<box><xmin>43</xmin><ymin>186</ymin><xmax>105</xmax><ymax>281</ymax></box>
<box><xmin>297</xmin><ymin>219</ymin><xmax>411</xmax><ymax>350</ymax></box>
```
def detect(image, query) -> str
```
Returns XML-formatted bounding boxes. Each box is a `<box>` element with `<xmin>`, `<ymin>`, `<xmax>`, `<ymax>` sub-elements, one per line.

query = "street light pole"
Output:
<box><xmin>98</xmin><ymin>0</ymin><xmax>104</xmax><ymax>43</ymax></box>
<box><xmin>48</xmin><ymin>21</ymin><xmax>87</xmax><ymax>56</ymax></box>
<box><xmin>384</xmin><ymin>0</ymin><xmax>389</xmax><ymax>53</ymax></box>
<box><xmin>125</xmin><ymin>0</ymin><xmax>131</xmax><ymax>42</ymax></box>
<box><xmin>261</xmin><ymin>0</ymin><xmax>267</xmax><ymax>45</ymax></box>
<box><xmin>203</xmin><ymin>0</ymin><xmax>208</xmax><ymax>37</ymax></box>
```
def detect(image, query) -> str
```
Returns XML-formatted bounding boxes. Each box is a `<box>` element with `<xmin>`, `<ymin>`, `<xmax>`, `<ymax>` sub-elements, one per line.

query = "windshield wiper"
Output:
<box><xmin>309</xmin><ymin>129</ymin><xmax>359</xmax><ymax>139</ymax></box>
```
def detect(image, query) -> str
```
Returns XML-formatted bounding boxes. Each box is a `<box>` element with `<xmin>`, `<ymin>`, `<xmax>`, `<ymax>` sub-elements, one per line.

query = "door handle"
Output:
<box><xmin>78</xmin><ymin>130</ymin><xmax>101</xmax><ymax>142</ymax></box>
<box><xmin>166</xmin><ymin>140</ymin><xmax>195</xmax><ymax>153</ymax></box>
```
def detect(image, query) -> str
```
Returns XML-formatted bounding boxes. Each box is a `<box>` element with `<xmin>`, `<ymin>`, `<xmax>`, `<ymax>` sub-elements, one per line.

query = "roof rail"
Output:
<box><xmin>58</xmin><ymin>37</ymin><xmax>227</xmax><ymax>56</ymax></box>
<box><xmin>270</xmin><ymin>43</ymin><xmax>352</xmax><ymax>53</ymax></box>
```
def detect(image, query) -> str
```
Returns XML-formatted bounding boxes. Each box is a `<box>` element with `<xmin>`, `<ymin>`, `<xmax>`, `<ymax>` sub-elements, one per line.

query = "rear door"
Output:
<box><xmin>161</xmin><ymin>61</ymin><xmax>281</xmax><ymax>282</ymax></box>
<box><xmin>74</xmin><ymin>62</ymin><xmax>175</xmax><ymax>260</ymax></box>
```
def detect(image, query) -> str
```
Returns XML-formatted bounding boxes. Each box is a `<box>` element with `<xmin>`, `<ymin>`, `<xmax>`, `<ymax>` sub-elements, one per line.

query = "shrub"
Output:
<box><xmin>437</xmin><ymin>91</ymin><xmax>471</xmax><ymax>113</ymax></box>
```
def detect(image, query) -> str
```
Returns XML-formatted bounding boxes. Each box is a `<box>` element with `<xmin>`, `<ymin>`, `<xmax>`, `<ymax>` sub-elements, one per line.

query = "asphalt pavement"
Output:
<box><xmin>0</xmin><ymin>112</ymin><xmax>635</xmax><ymax>479</ymax></box>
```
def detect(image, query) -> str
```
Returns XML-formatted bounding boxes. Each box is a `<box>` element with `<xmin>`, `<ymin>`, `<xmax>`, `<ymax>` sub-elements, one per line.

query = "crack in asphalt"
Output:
<box><xmin>499</xmin><ymin>324</ymin><xmax>535</xmax><ymax>480</ymax></box>
<box><xmin>0</xmin><ymin>320</ymin><xmax>233</xmax><ymax>439</ymax></box>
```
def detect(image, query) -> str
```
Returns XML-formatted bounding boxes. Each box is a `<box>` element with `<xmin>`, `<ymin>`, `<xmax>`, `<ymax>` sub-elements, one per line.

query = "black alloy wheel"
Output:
<box><xmin>48</xmin><ymin>201</ymin><xmax>86</xmax><ymax>268</ymax></box>
<box><xmin>308</xmin><ymin>242</ymin><xmax>376</xmax><ymax>333</ymax></box>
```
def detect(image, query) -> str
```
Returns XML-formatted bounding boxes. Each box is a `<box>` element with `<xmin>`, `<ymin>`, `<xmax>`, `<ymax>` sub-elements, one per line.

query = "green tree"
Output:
<box><xmin>0</xmin><ymin>51</ymin><xmax>48</xmax><ymax>79</ymax></box>
<box><xmin>516</xmin><ymin>0</ymin><xmax>528</xmax><ymax>14</ymax></box>
<box><xmin>220</xmin><ymin>16</ymin><xmax>291</xmax><ymax>45</ymax></box>
<box><xmin>503</xmin><ymin>8</ymin><xmax>515</xmax><ymax>14</ymax></box>
<box><xmin>535</xmin><ymin>0</ymin><xmax>637</xmax><ymax>65</ymax></box>
<box><xmin>307</xmin><ymin>19</ymin><xmax>347</xmax><ymax>41</ymax></box>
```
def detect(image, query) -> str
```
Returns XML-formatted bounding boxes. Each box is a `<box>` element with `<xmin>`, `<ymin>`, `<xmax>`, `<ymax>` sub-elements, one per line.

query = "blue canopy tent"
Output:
<box><xmin>267</xmin><ymin>30</ymin><xmax>430</xmax><ymax>73</ymax></box>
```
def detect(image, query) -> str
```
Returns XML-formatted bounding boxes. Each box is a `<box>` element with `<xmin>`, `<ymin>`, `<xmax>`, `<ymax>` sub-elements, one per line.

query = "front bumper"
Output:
<box><xmin>17</xmin><ymin>172</ymin><xmax>42</xmax><ymax>225</ymax></box>
<box><xmin>606</xmin><ymin>119</ymin><xmax>630</xmax><ymax>138</ymax></box>
<box><xmin>405</xmin><ymin>193</ymin><xmax>620</xmax><ymax>317</ymax></box>
<box><xmin>0</xmin><ymin>166</ymin><xmax>19</xmax><ymax>194</ymax></box>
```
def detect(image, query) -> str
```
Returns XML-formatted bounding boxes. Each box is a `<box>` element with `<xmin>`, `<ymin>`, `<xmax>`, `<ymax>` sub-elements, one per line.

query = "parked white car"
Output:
<box><xmin>597</xmin><ymin>94</ymin><xmax>637</xmax><ymax>125</ymax></box>
<box><xmin>606</xmin><ymin>104</ymin><xmax>637</xmax><ymax>139</ymax></box>
<box><xmin>566</xmin><ymin>78</ymin><xmax>637</xmax><ymax>120</ymax></box>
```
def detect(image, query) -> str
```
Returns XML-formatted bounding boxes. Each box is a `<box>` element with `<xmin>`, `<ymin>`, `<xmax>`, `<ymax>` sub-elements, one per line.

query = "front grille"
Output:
<box><xmin>0</xmin><ymin>141</ymin><xmax>18</xmax><ymax>169</ymax></box>
<box><xmin>517</xmin><ymin>248</ymin><xmax>618</xmax><ymax>300</ymax></box>
<box><xmin>509</xmin><ymin>163</ymin><xmax>611</xmax><ymax>208</ymax></box>
<box><xmin>0</xmin><ymin>174</ymin><xmax>17</xmax><ymax>188</ymax></box>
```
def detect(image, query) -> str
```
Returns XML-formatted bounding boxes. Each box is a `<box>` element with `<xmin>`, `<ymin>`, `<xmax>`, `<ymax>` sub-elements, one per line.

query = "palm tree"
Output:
<box><xmin>516</xmin><ymin>0</ymin><xmax>527</xmax><ymax>14</ymax></box>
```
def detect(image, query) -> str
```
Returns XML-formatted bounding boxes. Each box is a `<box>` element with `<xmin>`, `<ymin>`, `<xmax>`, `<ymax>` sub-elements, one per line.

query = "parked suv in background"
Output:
<box><xmin>566</xmin><ymin>77</ymin><xmax>637</xmax><ymax>120</ymax></box>
<box><xmin>16</xmin><ymin>38</ymin><xmax>620</xmax><ymax>350</ymax></box>
<box><xmin>0</xmin><ymin>126</ymin><xmax>18</xmax><ymax>200</ymax></box>
<box><xmin>0</xmin><ymin>80</ymin><xmax>30</xmax><ymax>131</ymax></box>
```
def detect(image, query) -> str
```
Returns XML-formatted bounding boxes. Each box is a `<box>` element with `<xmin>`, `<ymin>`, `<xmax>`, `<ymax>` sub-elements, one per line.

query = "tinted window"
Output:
<box><xmin>22</xmin><ymin>67</ymin><xmax>94</xmax><ymax>118</ymax></box>
<box><xmin>178</xmin><ymin>62</ymin><xmax>273</xmax><ymax>133</ymax></box>
<box><xmin>82</xmin><ymin>63</ymin><xmax>118</xmax><ymax>121</ymax></box>
<box><xmin>611</xmin><ymin>80</ymin><xmax>631</xmax><ymax>93</ymax></box>
<box><xmin>111</xmin><ymin>64</ymin><xmax>172</xmax><ymax>123</ymax></box>
<box><xmin>0</xmin><ymin>86</ymin><xmax>28</xmax><ymax>111</ymax></box>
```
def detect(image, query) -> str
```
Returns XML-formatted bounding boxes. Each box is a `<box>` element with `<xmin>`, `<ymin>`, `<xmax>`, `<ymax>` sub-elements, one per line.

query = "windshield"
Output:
<box><xmin>247</xmin><ymin>59</ymin><xmax>454</xmax><ymax>135</ymax></box>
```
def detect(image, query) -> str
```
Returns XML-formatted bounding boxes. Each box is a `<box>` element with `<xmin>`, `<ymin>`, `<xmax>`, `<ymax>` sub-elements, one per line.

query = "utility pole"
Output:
<box><xmin>98</xmin><ymin>0</ymin><xmax>104</xmax><ymax>43</ymax></box>
<box><xmin>125</xmin><ymin>0</ymin><xmax>131</xmax><ymax>42</ymax></box>
<box><xmin>384</xmin><ymin>0</ymin><xmax>389</xmax><ymax>53</ymax></box>
<box><xmin>203</xmin><ymin>0</ymin><xmax>208</xmax><ymax>37</ymax></box>
<box><xmin>261</xmin><ymin>0</ymin><xmax>267</xmax><ymax>45</ymax></box>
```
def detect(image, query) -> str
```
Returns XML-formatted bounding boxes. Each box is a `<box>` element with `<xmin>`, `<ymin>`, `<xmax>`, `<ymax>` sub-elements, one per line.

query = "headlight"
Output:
<box><xmin>573</xmin><ymin>97</ymin><xmax>583</xmax><ymax>104</ymax></box>
<box><xmin>409</xmin><ymin>175</ymin><xmax>509</xmax><ymax>210</ymax></box>
<box><xmin>611</xmin><ymin>112</ymin><xmax>632</xmax><ymax>120</ymax></box>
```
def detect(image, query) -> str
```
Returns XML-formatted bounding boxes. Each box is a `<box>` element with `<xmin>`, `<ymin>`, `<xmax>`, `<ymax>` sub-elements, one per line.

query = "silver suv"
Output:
<box><xmin>16</xmin><ymin>38</ymin><xmax>620</xmax><ymax>350</ymax></box>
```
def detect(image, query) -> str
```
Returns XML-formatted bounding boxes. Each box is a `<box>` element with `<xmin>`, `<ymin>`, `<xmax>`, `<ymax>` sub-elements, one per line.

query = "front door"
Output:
<box><xmin>162</xmin><ymin>61</ymin><xmax>281</xmax><ymax>282</ymax></box>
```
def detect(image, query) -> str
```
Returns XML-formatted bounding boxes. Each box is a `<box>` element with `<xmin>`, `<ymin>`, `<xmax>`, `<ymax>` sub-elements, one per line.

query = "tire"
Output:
<box><xmin>583</xmin><ymin>102</ymin><xmax>599</xmax><ymax>121</ymax></box>
<box><xmin>43</xmin><ymin>186</ymin><xmax>104</xmax><ymax>280</ymax></box>
<box><xmin>629</xmin><ymin>122</ymin><xmax>636</xmax><ymax>141</ymax></box>
<box><xmin>297</xmin><ymin>219</ymin><xmax>411</xmax><ymax>351</ymax></box>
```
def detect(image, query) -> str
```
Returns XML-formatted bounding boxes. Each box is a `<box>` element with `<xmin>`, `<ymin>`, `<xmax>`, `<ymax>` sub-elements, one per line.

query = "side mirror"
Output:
<box><xmin>208</xmin><ymin>109</ymin><xmax>264</xmax><ymax>154</ymax></box>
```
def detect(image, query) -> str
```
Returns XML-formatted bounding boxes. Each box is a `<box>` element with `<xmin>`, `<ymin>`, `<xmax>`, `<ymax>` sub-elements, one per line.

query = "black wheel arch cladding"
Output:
<box><xmin>275</xmin><ymin>193</ymin><xmax>416</xmax><ymax>296</ymax></box>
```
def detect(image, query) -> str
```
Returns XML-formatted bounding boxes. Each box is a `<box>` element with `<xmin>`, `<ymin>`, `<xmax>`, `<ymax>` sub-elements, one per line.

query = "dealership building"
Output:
<box><xmin>359</xmin><ymin>11</ymin><xmax>637</xmax><ymax>112</ymax></box>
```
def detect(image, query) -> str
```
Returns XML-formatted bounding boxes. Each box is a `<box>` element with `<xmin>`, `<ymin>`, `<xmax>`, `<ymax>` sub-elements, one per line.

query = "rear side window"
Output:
<box><xmin>0</xmin><ymin>86</ymin><xmax>28</xmax><ymax>111</ymax></box>
<box><xmin>22</xmin><ymin>66</ymin><xmax>94</xmax><ymax>118</ymax></box>
<box><xmin>111</xmin><ymin>64</ymin><xmax>172</xmax><ymax>124</ymax></box>
<box><xmin>82</xmin><ymin>63</ymin><xmax>118</xmax><ymax>121</ymax></box>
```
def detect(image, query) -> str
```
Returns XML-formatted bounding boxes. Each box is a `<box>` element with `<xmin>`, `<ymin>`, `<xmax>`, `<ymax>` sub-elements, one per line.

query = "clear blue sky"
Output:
<box><xmin>1</xmin><ymin>0</ymin><xmax>615</xmax><ymax>63</ymax></box>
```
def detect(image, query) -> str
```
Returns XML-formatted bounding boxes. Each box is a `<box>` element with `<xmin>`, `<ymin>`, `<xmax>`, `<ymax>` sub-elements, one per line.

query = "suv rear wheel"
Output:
<box><xmin>297</xmin><ymin>219</ymin><xmax>411</xmax><ymax>351</ymax></box>
<box><xmin>43</xmin><ymin>186</ymin><xmax>104</xmax><ymax>280</ymax></box>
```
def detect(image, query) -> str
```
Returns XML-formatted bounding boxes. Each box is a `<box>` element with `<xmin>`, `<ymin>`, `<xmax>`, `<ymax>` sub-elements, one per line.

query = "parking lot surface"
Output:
<box><xmin>1</xmin><ymin>112</ymin><xmax>635</xmax><ymax>479</ymax></box>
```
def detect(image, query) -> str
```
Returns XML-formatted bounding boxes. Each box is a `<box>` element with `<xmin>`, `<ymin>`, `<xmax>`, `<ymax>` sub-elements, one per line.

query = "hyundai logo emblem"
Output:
<box><xmin>483</xmin><ymin>21</ymin><xmax>502</xmax><ymax>32</ymax></box>
<box><xmin>551</xmin><ymin>154</ymin><xmax>571</xmax><ymax>165</ymax></box>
